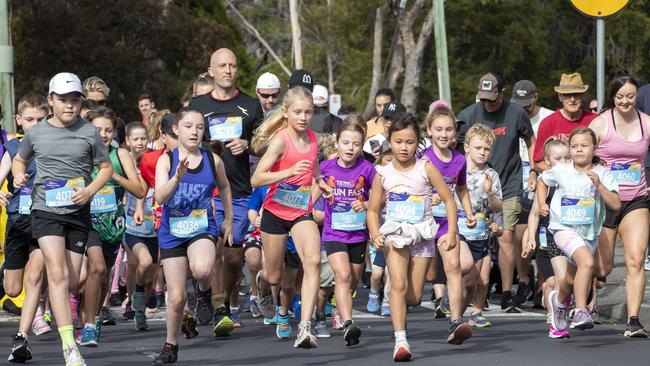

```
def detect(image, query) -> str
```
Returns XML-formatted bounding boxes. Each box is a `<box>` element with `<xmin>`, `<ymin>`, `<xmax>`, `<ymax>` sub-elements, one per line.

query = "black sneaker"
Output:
<box><xmin>195</xmin><ymin>288</ymin><xmax>214</xmax><ymax>325</ymax></box>
<box><xmin>152</xmin><ymin>342</ymin><xmax>178</xmax><ymax>365</ymax></box>
<box><xmin>156</xmin><ymin>291</ymin><xmax>166</xmax><ymax>309</ymax></box>
<box><xmin>447</xmin><ymin>318</ymin><xmax>472</xmax><ymax>345</ymax></box>
<box><xmin>147</xmin><ymin>293</ymin><xmax>157</xmax><ymax>309</ymax></box>
<box><xmin>108</xmin><ymin>292</ymin><xmax>122</xmax><ymax>307</ymax></box>
<box><xmin>500</xmin><ymin>292</ymin><xmax>521</xmax><ymax>313</ymax></box>
<box><xmin>101</xmin><ymin>306</ymin><xmax>117</xmax><ymax>325</ymax></box>
<box><xmin>624</xmin><ymin>316</ymin><xmax>648</xmax><ymax>338</ymax></box>
<box><xmin>8</xmin><ymin>332</ymin><xmax>32</xmax><ymax>363</ymax></box>
<box><xmin>342</xmin><ymin>320</ymin><xmax>361</xmax><ymax>346</ymax></box>
<box><xmin>532</xmin><ymin>289</ymin><xmax>545</xmax><ymax>309</ymax></box>
<box><xmin>514</xmin><ymin>282</ymin><xmax>530</xmax><ymax>306</ymax></box>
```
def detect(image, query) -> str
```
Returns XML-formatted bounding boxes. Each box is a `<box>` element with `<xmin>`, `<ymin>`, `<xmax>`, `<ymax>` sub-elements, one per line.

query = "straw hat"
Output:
<box><xmin>554</xmin><ymin>73</ymin><xmax>589</xmax><ymax>94</ymax></box>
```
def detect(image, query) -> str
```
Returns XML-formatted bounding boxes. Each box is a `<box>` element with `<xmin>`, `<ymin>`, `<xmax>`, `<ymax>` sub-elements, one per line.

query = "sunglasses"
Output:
<box><xmin>259</xmin><ymin>92</ymin><xmax>280</xmax><ymax>99</ymax></box>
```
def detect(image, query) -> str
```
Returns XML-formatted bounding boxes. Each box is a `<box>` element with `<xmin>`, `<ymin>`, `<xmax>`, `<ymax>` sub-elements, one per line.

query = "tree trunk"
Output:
<box><xmin>325</xmin><ymin>0</ymin><xmax>335</xmax><ymax>93</ymax></box>
<box><xmin>289</xmin><ymin>0</ymin><xmax>303</xmax><ymax>69</ymax></box>
<box><xmin>363</xmin><ymin>4</ymin><xmax>388</xmax><ymax>117</ymax></box>
<box><xmin>386</xmin><ymin>33</ymin><xmax>404</xmax><ymax>91</ymax></box>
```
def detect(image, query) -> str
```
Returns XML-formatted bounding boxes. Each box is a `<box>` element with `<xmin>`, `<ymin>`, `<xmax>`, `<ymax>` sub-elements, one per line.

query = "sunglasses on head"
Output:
<box><xmin>259</xmin><ymin>92</ymin><xmax>280</xmax><ymax>99</ymax></box>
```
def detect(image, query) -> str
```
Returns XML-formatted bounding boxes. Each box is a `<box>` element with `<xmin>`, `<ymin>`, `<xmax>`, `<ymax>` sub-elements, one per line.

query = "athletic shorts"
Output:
<box><xmin>462</xmin><ymin>236</ymin><xmax>489</xmax><ymax>261</ymax></box>
<box><xmin>518</xmin><ymin>192</ymin><xmax>534</xmax><ymax>225</ymax></box>
<box><xmin>31</xmin><ymin>208</ymin><xmax>90</xmax><ymax>255</ymax></box>
<box><xmin>86</xmin><ymin>229</ymin><xmax>121</xmax><ymax>269</ymax></box>
<box><xmin>124</xmin><ymin>233</ymin><xmax>159</xmax><ymax>263</ymax></box>
<box><xmin>324</xmin><ymin>241</ymin><xmax>367</xmax><ymax>264</ymax></box>
<box><xmin>214</xmin><ymin>196</ymin><xmax>250</xmax><ymax>247</ymax></box>
<box><xmin>544</xmin><ymin>229</ymin><xmax>564</xmax><ymax>258</ymax></box>
<box><xmin>373</xmin><ymin>249</ymin><xmax>386</xmax><ymax>267</ymax></box>
<box><xmin>4</xmin><ymin>215</ymin><xmax>39</xmax><ymax>270</ymax></box>
<box><xmin>552</xmin><ymin>230</ymin><xmax>597</xmax><ymax>260</ymax></box>
<box><xmin>160</xmin><ymin>233</ymin><xmax>216</xmax><ymax>260</ymax></box>
<box><xmin>284</xmin><ymin>250</ymin><xmax>301</xmax><ymax>269</ymax></box>
<box><xmin>535</xmin><ymin>248</ymin><xmax>554</xmax><ymax>280</ymax></box>
<box><xmin>260</xmin><ymin>209</ymin><xmax>314</xmax><ymax>235</ymax></box>
<box><xmin>603</xmin><ymin>195</ymin><xmax>650</xmax><ymax>229</ymax></box>
<box><xmin>242</xmin><ymin>228</ymin><xmax>262</xmax><ymax>255</ymax></box>
<box><xmin>502</xmin><ymin>196</ymin><xmax>521</xmax><ymax>231</ymax></box>
<box><xmin>410</xmin><ymin>239</ymin><xmax>435</xmax><ymax>258</ymax></box>
<box><xmin>319</xmin><ymin>251</ymin><xmax>335</xmax><ymax>288</ymax></box>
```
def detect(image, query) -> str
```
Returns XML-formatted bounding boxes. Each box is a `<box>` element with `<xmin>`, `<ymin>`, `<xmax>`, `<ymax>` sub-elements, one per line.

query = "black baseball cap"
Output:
<box><xmin>381</xmin><ymin>101</ymin><xmax>406</xmax><ymax>118</ymax></box>
<box><xmin>288</xmin><ymin>69</ymin><xmax>314</xmax><ymax>92</ymax></box>
<box><xmin>161</xmin><ymin>113</ymin><xmax>177</xmax><ymax>136</ymax></box>
<box><xmin>511</xmin><ymin>80</ymin><xmax>537</xmax><ymax>107</ymax></box>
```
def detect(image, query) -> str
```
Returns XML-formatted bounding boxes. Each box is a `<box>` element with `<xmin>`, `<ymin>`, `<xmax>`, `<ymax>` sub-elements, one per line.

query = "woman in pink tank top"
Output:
<box><xmin>589</xmin><ymin>72</ymin><xmax>650</xmax><ymax>336</ymax></box>
<box><xmin>250</xmin><ymin>87</ymin><xmax>322</xmax><ymax>348</ymax></box>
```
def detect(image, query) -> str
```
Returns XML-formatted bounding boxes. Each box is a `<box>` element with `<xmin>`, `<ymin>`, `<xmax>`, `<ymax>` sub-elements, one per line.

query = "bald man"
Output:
<box><xmin>189</xmin><ymin>48</ymin><xmax>264</xmax><ymax>336</ymax></box>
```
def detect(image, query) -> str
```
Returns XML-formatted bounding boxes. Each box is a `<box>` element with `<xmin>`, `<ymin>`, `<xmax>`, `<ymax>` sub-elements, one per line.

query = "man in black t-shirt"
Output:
<box><xmin>189</xmin><ymin>48</ymin><xmax>264</xmax><ymax>334</ymax></box>
<box><xmin>457</xmin><ymin>72</ymin><xmax>536</xmax><ymax>314</ymax></box>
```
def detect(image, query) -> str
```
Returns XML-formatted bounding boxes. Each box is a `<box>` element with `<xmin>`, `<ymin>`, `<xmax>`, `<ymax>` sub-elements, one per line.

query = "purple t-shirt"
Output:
<box><xmin>320</xmin><ymin>157</ymin><xmax>376</xmax><ymax>243</ymax></box>
<box><xmin>419</xmin><ymin>147</ymin><xmax>467</xmax><ymax>238</ymax></box>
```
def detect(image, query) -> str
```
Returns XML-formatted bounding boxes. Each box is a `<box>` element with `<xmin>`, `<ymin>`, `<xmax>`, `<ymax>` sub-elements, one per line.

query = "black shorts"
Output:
<box><xmin>284</xmin><ymin>250</ymin><xmax>301</xmax><ymax>269</ymax></box>
<box><xmin>260</xmin><ymin>209</ymin><xmax>314</xmax><ymax>235</ymax></box>
<box><xmin>324</xmin><ymin>241</ymin><xmax>366</xmax><ymax>264</ymax></box>
<box><xmin>4</xmin><ymin>215</ymin><xmax>40</xmax><ymax>270</ymax></box>
<box><xmin>86</xmin><ymin>229</ymin><xmax>121</xmax><ymax>269</ymax></box>
<box><xmin>124</xmin><ymin>233</ymin><xmax>159</xmax><ymax>263</ymax></box>
<box><xmin>372</xmin><ymin>250</ymin><xmax>385</xmax><ymax>267</ymax></box>
<box><xmin>464</xmin><ymin>237</ymin><xmax>489</xmax><ymax>261</ymax></box>
<box><xmin>603</xmin><ymin>195</ymin><xmax>650</xmax><ymax>229</ymax></box>
<box><xmin>546</xmin><ymin>236</ymin><xmax>564</xmax><ymax>258</ymax></box>
<box><xmin>159</xmin><ymin>234</ymin><xmax>216</xmax><ymax>260</ymax></box>
<box><xmin>518</xmin><ymin>192</ymin><xmax>533</xmax><ymax>225</ymax></box>
<box><xmin>30</xmin><ymin>208</ymin><xmax>90</xmax><ymax>255</ymax></box>
<box><xmin>535</xmin><ymin>248</ymin><xmax>554</xmax><ymax>280</ymax></box>
<box><xmin>242</xmin><ymin>231</ymin><xmax>262</xmax><ymax>255</ymax></box>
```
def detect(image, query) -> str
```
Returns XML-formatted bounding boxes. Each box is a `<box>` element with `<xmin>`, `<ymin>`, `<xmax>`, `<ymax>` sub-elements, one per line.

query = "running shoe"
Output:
<box><xmin>180</xmin><ymin>311</ymin><xmax>198</xmax><ymax>339</ymax></box>
<box><xmin>548</xmin><ymin>324</ymin><xmax>570</xmax><ymax>339</ymax></box>
<box><xmin>447</xmin><ymin>318</ymin><xmax>472</xmax><ymax>345</ymax></box>
<box><xmin>434</xmin><ymin>297</ymin><xmax>449</xmax><ymax>319</ymax></box>
<box><xmin>123</xmin><ymin>303</ymin><xmax>135</xmax><ymax>320</ymax></box>
<box><xmin>212</xmin><ymin>307</ymin><xmax>234</xmax><ymax>337</ymax></box>
<box><xmin>8</xmin><ymin>332</ymin><xmax>32</xmax><ymax>363</ymax></box>
<box><xmin>108</xmin><ymin>292</ymin><xmax>122</xmax><ymax>307</ymax></box>
<box><xmin>343</xmin><ymin>320</ymin><xmax>361</xmax><ymax>346</ymax></box>
<box><xmin>332</xmin><ymin>311</ymin><xmax>343</xmax><ymax>330</ymax></box>
<box><xmin>277</xmin><ymin>314</ymin><xmax>292</xmax><ymax>339</ymax></box>
<box><xmin>439</xmin><ymin>292</ymin><xmax>451</xmax><ymax>316</ymax></box>
<box><xmin>156</xmin><ymin>291</ymin><xmax>166</xmax><ymax>309</ymax></box>
<box><xmin>69</xmin><ymin>294</ymin><xmax>79</xmax><ymax>322</ymax></box>
<box><xmin>380</xmin><ymin>298</ymin><xmax>390</xmax><ymax>316</ymax></box>
<box><xmin>133</xmin><ymin>291</ymin><xmax>146</xmax><ymax>313</ymax></box>
<box><xmin>624</xmin><ymin>316</ymin><xmax>648</xmax><ymax>338</ymax></box>
<box><xmin>231</xmin><ymin>307</ymin><xmax>242</xmax><ymax>328</ymax></box>
<box><xmin>95</xmin><ymin>317</ymin><xmax>102</xmax><ymax>341</ymax></box>
<box><xmin>313</xmin><ymin>319</ymin><xmax>330</xmax><ymax>338</ymax></box>
<box><xmin>294</xmin><ymin>321</ymin><xmax>317</xmax><ymax>348</ymax></box>
<box><xmin>645</xmin><ymin>256</ymin><xmax>650</xmax><ymax>271</ymax></box>
<box><xmin>195</xmin><ymin>289</ymin><xmax>214</xmax><ymax>325</ymax></box>
<box><xmin>63</xmin><ymin>346</ymin><xmax>86</xmax><ymax>366</ymax></box>
<box><xmin>152</xmin><ymin>343</ymin><xmax>178</xmax><ymax>365</ymax></box>
<box><xmin>468</xmin><ymin>312</ymin><xmax>492</xmax><ymax>328</ymax></box>
<box><xmin>570</xmin><ymin>308</ymin><xmax>593</xmax><ymax>330</ymax></box>
<box><xmin>549</xmin><ymin>291</ymin><xmax>568</xmax><ymax>331</ymax></box>
<box><xmin>32</xmin><ymin>315</ymin><xmax>52</xmax><ymax>336</ymax></box>
<box><xmin>367</xmin><ymin>291</ymin><xmax>380</xmax><ymax>313</ymax></box>
<box><xmin>324</xmin><ymin>302</ymin><xmax>334</xmax><ymax>317</ymax></box>
<box><xmin>264</xmin><ymin>307</ymin><xmax>279</xmax><ymax>325</ymax></box>
<box><xmin>79</xmin><ymin>326</ymin><xmax>98</xmax><ymax>347</ymax></box>
<box><xmin>591</xmin><ymin>309</ymin><xmax>602</xmax><ymax>325</ymax></box>
<box><xmin>43</xmin><ymin>311</ymin><xmax>52</xmax><ymax>326</ymax></box>
<box><xmin>101</xmin><ymin>307</ymin><xmax>116</xmax><ymax>326</ymax></box>
<box><xmin>500</xmin><ymin>292</ymin><xmax>521</xmax><ymax>313</ymax></box>
<box><xmin>256</xmin><ymin>272</ymin><xmax>275</xmax><ymax>319</ymax></box>
<box><xmin>250</xmin><ymin>297</ymin><xmax>262</xmax><ymax>318</ymax></box>
<box><xmin>514</xmin><ymin>282</ymin><xmax>530</xmax><ymax>306</ymax></box>
<box><xmin>135</xmin><ymin>311</ymin><xmax>148</xmax><ymax>331</ymax></box>
<box><xmin>392</xmin><ymin>340</ymin><xmax>412</xmax><ymax>362</ymax></box>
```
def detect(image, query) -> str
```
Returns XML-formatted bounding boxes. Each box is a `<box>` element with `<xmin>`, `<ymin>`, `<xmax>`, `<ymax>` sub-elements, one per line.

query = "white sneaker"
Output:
<box><xmin>644</xmin><ymin>256</ymin><xmax>650</xmax><ymax>271</ymax></box>
<box><xmin>63</xmin><ymin>346</ymin><xmax>86</xmax><ymax>366</ymax></box>
<box><xmin>294</xmin><ymin>322</ymin><xmax>317</xmax><ymax>348</ymax></box>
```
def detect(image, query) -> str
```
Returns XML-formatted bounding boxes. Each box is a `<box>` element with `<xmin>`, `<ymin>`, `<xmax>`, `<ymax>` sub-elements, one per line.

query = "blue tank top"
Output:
<box><xmin>4</xmin><ymin>138</ymin><xmax>36</xmax><ymax>216</ymax></box>
<box><xmin>158</xmin><ymin>148</ymin><xmax>218</xmax><ymax>249</ymax></box>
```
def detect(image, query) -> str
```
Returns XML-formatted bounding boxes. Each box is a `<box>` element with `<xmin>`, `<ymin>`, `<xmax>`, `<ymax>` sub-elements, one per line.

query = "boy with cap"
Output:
<box><xmin>256</xmin><ymin>72</ymin><xmax>281</xmax><ymax>115</ymax></box>
<box><xmin>12</xmin><ymin>72</ymin><xmax>113</xmax><ymax>366</ymax></box>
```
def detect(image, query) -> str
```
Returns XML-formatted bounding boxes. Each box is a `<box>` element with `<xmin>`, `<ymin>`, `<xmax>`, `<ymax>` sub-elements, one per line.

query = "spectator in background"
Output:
<box><xmin>137</xmin><ymin>94</ymin><xmax>155</xmax><ymax>125</ymax></box>
<box><xmin>255</xmin><ymin>72</ymin><xmax>281</xmax><ymax>115</ymax></box>
<box><xmin>337</xmin><ymin>105</ymin><xmax>357</xmax><ymax>120</ymax></box>
<box><xmin>366</xmin><ymin>88</ymin><xmax>395</xmax><ymax>138</ymax></box>
<box><xmin>589</xmin><ymin>99</ymin><xmax>599</xmax><ymax>113</ymax></box>
<box><xmin>313</xmin><ymin>84</ymin><xmax>329</xmax><ymax>108</ymax></box>
<box><xmin>83</xmin><ymin>76</ymin><xmax>125</xmax><ymax>144</ymax></box>
<box><xmin>181</xmin><ymin>73</ymin><xmax>215</xmax><ymax>107</ymax></box>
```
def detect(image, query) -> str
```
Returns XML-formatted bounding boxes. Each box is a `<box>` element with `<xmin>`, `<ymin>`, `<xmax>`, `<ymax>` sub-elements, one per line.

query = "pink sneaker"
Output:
<box><xmin>69</xmin><ymin>294</ymin><xmax>79</xmax><ymax>322</ymax></box>
<box><xmin>332</xmin><ymin>311</ymin><xmax>343</xmax><ymax>330</ymax></box>
<box><xmin>31</xmin><ymin>316</ymin><xmax>52</xmax><ymax>336</ymax></box>
<box><xmin>549</xmin><ymin>324</ymin><xmax>570</xmax><ymax>339</ymax></box>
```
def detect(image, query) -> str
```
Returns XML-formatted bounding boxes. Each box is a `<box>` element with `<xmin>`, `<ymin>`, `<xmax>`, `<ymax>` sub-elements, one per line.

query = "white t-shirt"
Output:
<box><xmin>363</xmin><ymin>133</ymin><xmax>387</xmax><ymax>154</ymax></box>
<box><xmin>520</xmin><ymin>107</ymin><xmax>553</xmax><ymax>188</ymax></box>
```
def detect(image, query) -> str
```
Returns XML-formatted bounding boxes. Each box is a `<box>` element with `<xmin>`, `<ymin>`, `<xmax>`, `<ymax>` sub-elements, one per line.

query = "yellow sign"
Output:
<box><xmin>570</xmin><ymin>0</ymin><xmax>630</xmax><ymax>17</ymax></box>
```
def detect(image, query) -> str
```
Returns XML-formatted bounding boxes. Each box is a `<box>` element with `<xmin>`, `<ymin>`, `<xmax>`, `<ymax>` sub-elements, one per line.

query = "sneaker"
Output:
<box><xmin>332</xmin><ymin>311</ymin><xmax>343</xmax><ymax>330</ymax></box>
<box><xmin>108</xmin><ymin>292</ymin><xmax>122</xmax><ymax>307</ymax></box>
<box><xmin>79</xmin><ymin>326</ymin><xmax>98</xmax><ymax>347</ymax></box>
<box><xmin>195</xmin><ymin>289</ymin><xmax>214</xmax><ymax>325</ymax></box>
<box><xmin>546</xmin><ymin>312</ymin><xmax>552</xmax><ymax>324</ymax></box>
<box><xmin>439</xmin><ymin>292</ymin><xmax>451</xmax><ymax>316</ymax></box>
<box><xmin>69</xmin><ymin>295</ymin><xmax>79</xmax><ymax>323</ymax></box>
<box><xmin>343</xmin><ymin>320</ymin><xmax>361</xmax><ymax>346</ymax></box>
<box><xmin>447</xmin><ymin>318</ymin><xmax>472</xmax><ymax>345</ymax></box>
<box><xmin>249</xmin><ymin>298</ymin><xmax>262</xmax><ymax>318</ymax></box>
<box><xmin>324</xmin><ymin>302</ymin><xmax>334</xmax><ymax>317</ymax></box>
<box><xmin>231</xmin><ymin>307</ymin><xmax>242</xmax><ymax>328</ymax></box>
<box><xmin>180</xmin><ymin>311</ymin><xmax>198</xmax><ymax>339</ymax></box>
<box><xmin>624</xmin><ymin>316</ymin><xmax>648</xmax><ymax>338</ymax></box>
<box><xmin>500</xmin><ymin>292</ymin><xmax>521</xmax><ymax>313</ymax></box>
<box><xmin>294</xmin><ymin>321</ymin><xmax>317</xmax><ymax>348</ymax></box>
<box><xmin>32</xmin><ymin>316</ymin><xmax>52</xmax><ymax>336</ymax></box>
<box><xmin>123</xmin><ymin>303</ymin><xmax>135</xmax><ymax>320</ymax></box>
<box><xmin>549</xmin><ymin>291</ymin><xmax>568</xmax><ymax>331</ymax></box>
<box><xmin>514</xmin><ymin>282</ymin><xmax>530</xmax><ymax>306</ymax></box>
<box><xmin>133</xmin><ymin>291</ymin><xmax>146</xmax><ymax>313</ymax></box>
<box><xmin>313</xmin><ymin>319</ymin><xmax>330</xmax><ymax>338</ymax></box>
<box><xmin>43</xmin><ymin>311</ymin><xmax>52</xmax><ymax>325</ymax></box>
<box><xmin>94</xmin><ymin>317</ymin><xmax>102</xmax><ymax>341</ymax></box>
<box><xmin>468</xmin><ymin>312</ymin><xmax>492</xmax><ymax>328</ymax></box>
<box><xmin>532</xmin><ymin>290</ymin><xmax>544</xmax><ymax>309</ymax></box>
<box><xmin>135</xmin><ymin>311</ymin><xmax>148</xmax><ymax>331</ymax></box>
<box><xmin>591</xmin><ymin>309</ymin><xmax>602</xmax><ymax>325</ymax></box>
<box><xmin>156</xmin><ymin>291</ymin><xmax>166</xmax><ymax>309</ymax></box>
<box><xmin>548</xmin><ymin>324</ymin><xmax>570</xmax><ymax>339</ymax></box>
<box><xmin>380</xmin><ymin>298</ymin><xmax>390</xmax><ymax>316</ymax></box>
<box><xmin>392</xmin><ymin>340</ymin><xmax>412</xmax><ymax>362</ymax></box>
<box><xmin>434</xmin><ymin>297</ymin><xmax>448</xmax><ymax>319</ymax></box>
<box><xmin>256</xmin><ymin>272</ymin><xmax>275</xmax><ymax>319</ymax></box>
<box><xmin>101</xmin><ymin>307</ymin><xmax>116</xmax><ymax>326</ymax></box>
<box><xmin>367</xmin><ymin>291</ymin><xmax>380</xmax><ymax>313</ymax></box>
<box><xmin>264</xmin><ymin>307</ymin><xmax>279</xmax><ymax>325</ymax></box>
<box><xmin>152</xmin><ymin>343</ymin><xmax>178</xmax><ymax>365</ymax></box>
<box><xmin>276</xmin><ymin>314</ymin><xmax>292</xmax><ymax>339</ymax></box>
<box><xmin>8</xmin><ymin>332</ymin><xmax>32</xmax><ymax>363</ymax></box>
<box><xmin>570</xmin><ymin>308</ymin><xmax>594</xmax><ymax>330</ymax></box>
<box><xmin>63</xmin><ymin>346</ymin><xmax>86</xmax><ymax>366</ymax></box>
<box><xmin>645</xmin><ymin>256</ymin><xmax>650</xmax><ymax>271</ymax></box>
<box><xmin>212</xmin><ymin>307</ymin><xmax>234</xmax><ymax>337</ymax></box>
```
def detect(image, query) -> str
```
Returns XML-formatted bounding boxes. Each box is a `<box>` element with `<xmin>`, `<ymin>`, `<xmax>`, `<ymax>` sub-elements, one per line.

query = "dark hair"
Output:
<box><xmin>337</xmin><ymin>105</ymin><xmax>356</xmax><ymax>115</ymax></box>
<box><xmin>81</xmin><ymin>99</ymin><xmax>101</xmax><ymax>112</ymax></box>
<box><xmin>568</xmin><ymin>127</ymin><xmax>603</xmax><ymax>165</ymax></box>
<box><xmin>387</xmin><ymin>113</ymin><xmax>421</xmax><ymax>142</ymax></box>
<box><xmin>126</xmin><ymin>121</ymin><xmax>147</xmax><ymax>137</ymax></box>
<box><xmin>343</xmin><ymin>113</ymin><xmax>367</xmax><ymax>133</ymax></box>
<box><xmin>336</xmin><ymin>122</ymin><xmax>365</xmax><ymax>142</ymax></box>
<box><xmin>85</xmin><ymin>106</ymin><xmax>118</xmax><ymax>128</ymax></box>
<box><xmin>138</xmin><ymin>93</ymin><xmax>153</xmax><ymax>103</ymax></box>
<box><xmin>375</xmin><ymin>88</ymin><xmax>395</xmax><ymax>100</ymax></box>
<box><xmin>489</xmin><ymin>72</ymin><xmax>505</xmax><ymax>90</ymax></box>
<box><xmin>601</xmin><ymin>70</ymin><xmax>639</xmax><ymax>112</ymax></box>
<box><xmin>174</xmin><ymin>106</ymin><xmax>204</xmax><ymax>125</ymax></box>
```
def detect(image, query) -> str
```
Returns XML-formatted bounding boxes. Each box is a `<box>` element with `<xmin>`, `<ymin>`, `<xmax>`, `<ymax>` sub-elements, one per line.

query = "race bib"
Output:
<box><xmin>126</xmin><ymin>210</ymin><xmax>155</xmax><ymax>236</ymax></box>
<box><xmin>169</xmin><ymin>209</ymin><xmax>208</xmax><ymax>238</ymax></box>
<box><xmin>431</xmin><ymin>201</ymin><xmax>446</xmax><ymax>218</ymax></box>
<box><xmin>19</xmin><ymin>186</ymin><xmax>32</xmax><ymax>215</ymax></box>
<box><xmin>459</xmin><ymin>211</ymin><xmax>488</xmax><ymax>240</ymax></box>
<box><xmin>560</xmin><ymin>196</ymin><xmax>595</xmax><ymax>225</ymax></box>
<box><xmin>45</xmin><ymin>177</ymin><xmax>85</xmax><ymax>207</ymax></box>
<box><xmin>208</xmin><ymin>116</ymin><xmax>243</xmax><ymax>142</ymax></box>
<box><xmin>610</xmin><ymin>162</ymin><xmax>641</xmax><ymax>186</ymax></box>
<box><xmin>272</xmin><ymin>182</ymin><xmax>311</xmax><ymax>210</ymax></box>
<box><xmin>385</xmin><ymin>192</ymin><xmax>425</xmax><ymax>223</ymax></box>
<box><xmin>331</xmin><ymin>204</ymin><xmax>366</xmax><ymax>231</ymax></box>
<box><xmin>538</xmin><ymin>226</ymin><xmax>548</xmax><ymax>249</ymax></box>
<box><xmin>522</xmin><ymin>161</ymin><xmax>531</xmax><ymax>184</ymax></box>
<box><xmin>91</xmin><ymin>186</ymin><xmax>117</xmax><ymax>214</ymax></box>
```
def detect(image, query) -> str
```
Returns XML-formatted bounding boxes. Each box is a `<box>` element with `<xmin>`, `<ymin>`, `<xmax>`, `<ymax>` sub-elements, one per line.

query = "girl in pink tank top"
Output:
<box><xmin>250</xmin><ymin>87</ymin><xmax>322</xmax><ymax>348</ymax></box>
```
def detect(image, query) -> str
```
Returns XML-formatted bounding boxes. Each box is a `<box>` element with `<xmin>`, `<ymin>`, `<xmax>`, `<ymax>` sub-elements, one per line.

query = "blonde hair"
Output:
<box><xmin>465</xmin><ymin>123</ymin><xmax>495</xmax><ymax>147</ymax></box>
<box><xmin>82</xmin><ymin>76</ymin><xmax>110</xmax><ymax>97</ymax></box>
<box><xmin>17</xmin><ymin>92</ymin><xmax>48</xmax><ymax>115</ymax></box>
<box><xmin>321</xmin><ymin>134</ymin><xmax>337</xmax><ymax>158</ymax></box>
<box><xmin>147</xmin><ymin>109</ymin><xmax>170</xmax><ymax>142</ymax></box>
<box><xmin>543</xmin><ymin>137</ymin><xmax>568</xmax><ymax>156</ymax></box>
<box><xmin>251</xmin><ymin>86</ymin><xmax>313</xmax><ymax>154</ymax></box>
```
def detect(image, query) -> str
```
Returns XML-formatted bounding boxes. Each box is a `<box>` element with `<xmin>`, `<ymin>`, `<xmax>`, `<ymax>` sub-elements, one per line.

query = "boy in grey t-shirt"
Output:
<box><xmin>11</xmin><ymin>72</ymin><xmax>112</xmax><ymax>366</ymax></box>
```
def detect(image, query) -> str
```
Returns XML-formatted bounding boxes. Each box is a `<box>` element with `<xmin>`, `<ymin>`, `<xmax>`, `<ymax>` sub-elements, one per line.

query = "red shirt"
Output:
<box><xmin>139</xmin><ymin>148</ymin><xmax>166</xmax><ymax>188</ymax></box>
<box><xmin>533</xmin><ymin>109</ymin><xmax>597</xmax><ymax>162</ymax></box>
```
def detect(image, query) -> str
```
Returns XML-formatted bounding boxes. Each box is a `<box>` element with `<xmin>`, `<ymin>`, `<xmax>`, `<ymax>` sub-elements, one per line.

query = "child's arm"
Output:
<box><xmin>484</xmin><ymin>172</ymin><xmax>502</xmax><ymax>213</ymax></box>
<box><xmin>367</xmin><ymin>173</ymin><xmax>385</xmax><ymax>249</ymax></box>
<box><xmin>525</xmin><ymin>194</ymin><xmax>541</xmax><ymax>257</ymax></box>
<box><xmin>74</xmin><ymin>160</ymin><xmax>113</xmax><ymax>206</ymax></box>
<box><xmin>536</xmin><ymin>179</ymin><xmax>550</xmax><ymax>217</ymax></box>
<box><xmin>248</xmin><ymin>209</ymin><xmax>261</xmax><ymax>228</ymax></box>
<box><xmin>456</xmin><ymin>184</ymin><xmax>476</xmax><ymax>227</ymax></box>
<box><xmin>0</xmin><ymin>152</ymin><xmax>13</xmax><ymax>205</ymax></box>
<box><xmin>213</xmin><ymin>153</ymin><xmax>234</xmax><ymax>246</ymax></box>
<box><xmin>134</xmin><ymin>177</ymin><xmax>149</xmax><ymax>225</ymax></box>
<box><xmin>155</xmin><ymin>153</ymin><xmax>185</xmax><ymax>205</ymax></box>
<box><xmin>11</xmin><ymin>154</ymin><xmax>29</xmax><ymax>189</ymax></box>
<box><xmin>115</xmin><ymin>148</ymin><xmax>145</xmax><ymax>199</ymax></box>
<box><xmin>586</xmin><ymin>171</ymin><xmax>621</xmax><ymax>212</ymax></box>
<box><xmin>251</xmin><ymin>136</ymin><xmax>310</xmax><ymax>188</ymax></box>
<box><xmin>313</xmin><ymin>209</ymin><xmax>325</xmax><ymax>225</ymax></box>
<box><xmin>425</xmin><ymin>162</ymin><xmax>458</xmax><ymax>251</ymax></box>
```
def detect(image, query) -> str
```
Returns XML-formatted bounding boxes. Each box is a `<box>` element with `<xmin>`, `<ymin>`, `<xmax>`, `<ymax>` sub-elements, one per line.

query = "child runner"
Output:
<box><xmin>152</xmin><ymin>107</ymin><xmax>233</xmax><ymax>364</ymax></box>
<box><xmin>251</xmin><ymin>86</ymin><xmax>322</xmax><ymax>348</ymax></box>
<box><xmin>538</xmin><ymin>128</ymin><xmax>620</xmax><ymax>338</ymax></box>
<box><xmin>2</xmin><ymin>93</ymin><xmax>49</xmax><ymax>362</ymax></box>
<box><xmin>316</xmin><ymin>122</ymin><xmax>375</xmax><ymax>346</ymax></box>
<box><xmin>367</xmin><ymin>113</ymin><xmax>464</xmax><ymax>362</ymax></box>
<box><xmin>13</xmin><ymin>72</ymin><xmax>113</xmax><ymax>366</ymax></box>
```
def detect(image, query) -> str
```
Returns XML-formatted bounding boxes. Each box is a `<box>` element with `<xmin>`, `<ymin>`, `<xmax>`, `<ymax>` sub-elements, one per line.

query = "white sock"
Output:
<box><xmin>394</xmin><ymin>330</ymin><xmax>407</xmax><ymax>344</ymax></box>
<box><xmin>84</xmin><ymin>323</ymin><xmax>96</xmax><ymax>330</ymax></box>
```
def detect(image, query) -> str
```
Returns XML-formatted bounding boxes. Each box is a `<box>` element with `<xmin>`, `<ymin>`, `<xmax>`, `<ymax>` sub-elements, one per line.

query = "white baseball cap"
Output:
<box><xmin>48</xmin><ymin>72</ymin><xmax>83</xmax><ymax>95</ymax></box>
<box><xmin>313</xmin><ymin>84</ymin><xmax>329</xmax><ymax>106</ymax></box>
<box><xmin>256</xmin><ymin>72</ymin><xmax>281</xmax><ymax>89</ymax></box>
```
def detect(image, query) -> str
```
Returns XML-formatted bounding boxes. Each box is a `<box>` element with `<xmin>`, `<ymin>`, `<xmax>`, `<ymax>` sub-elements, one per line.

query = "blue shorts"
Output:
<box><xmin>214</xmin><ymin>196</ymin><xmax>250</xmax><ymax>247</ymax></box>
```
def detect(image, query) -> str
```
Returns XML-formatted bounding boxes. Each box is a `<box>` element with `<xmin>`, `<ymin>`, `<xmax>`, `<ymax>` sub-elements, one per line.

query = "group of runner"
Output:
<box><xmin>2</xmin><ymin>46</ymin><xmax>650</xmax><ymax>365</ymax></box>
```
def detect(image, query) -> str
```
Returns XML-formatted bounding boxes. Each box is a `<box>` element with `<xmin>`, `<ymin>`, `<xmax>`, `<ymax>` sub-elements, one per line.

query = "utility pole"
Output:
<box><xmin>0</xmin><ymin>0</ymin><xmax>13</xmax><ymax>132</ymax></box>
<box><xmin>596</xmin><ymin>18</ymin><xmax>604</xmax><ymax>110</ymax></box>
<box><xmin>433</xmin><ymin>0</ymin><xmax>451</xmax><ymax>103</ymax></box>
